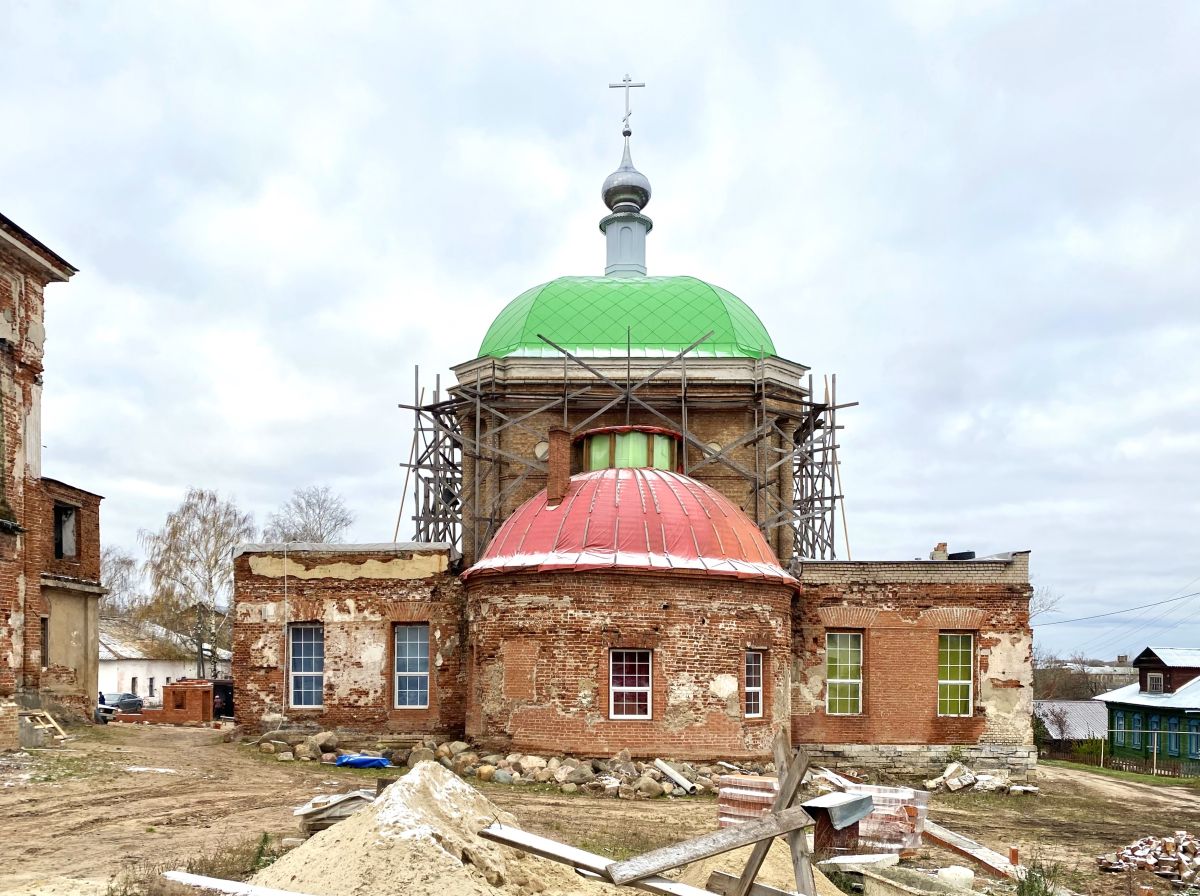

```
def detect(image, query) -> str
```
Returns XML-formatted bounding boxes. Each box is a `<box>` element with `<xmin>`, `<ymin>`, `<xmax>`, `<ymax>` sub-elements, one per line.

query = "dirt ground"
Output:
<box><xmin>1</xmin><ymin>725</ymin><xmax>1197</xmax><ymax>895</ymax></box>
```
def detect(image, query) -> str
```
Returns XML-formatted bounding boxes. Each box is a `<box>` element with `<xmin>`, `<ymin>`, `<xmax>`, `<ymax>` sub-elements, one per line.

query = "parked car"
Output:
<box><xmin>101</xmin><ymin>692</ymin><xmax>143</xmax><ymax>713</ymax></box>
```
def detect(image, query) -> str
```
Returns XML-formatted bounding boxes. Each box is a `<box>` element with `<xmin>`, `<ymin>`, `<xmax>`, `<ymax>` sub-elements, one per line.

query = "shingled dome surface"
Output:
<box><xmin>477</xmin><ymin>275</ymin><xmax>777</xmax><ymax>359</ymax></box>
<box><xmin>461</xmin><ymin>467</ymin><xmax>796</xmax><ymax>585</ymax></box>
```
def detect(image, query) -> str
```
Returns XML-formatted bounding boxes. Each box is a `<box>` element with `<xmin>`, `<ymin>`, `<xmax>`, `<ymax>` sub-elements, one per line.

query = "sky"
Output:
<box><xmin>2</xmin><ymin>1</ymin><xmax>1198</xmax><ymax>658</ymax></box>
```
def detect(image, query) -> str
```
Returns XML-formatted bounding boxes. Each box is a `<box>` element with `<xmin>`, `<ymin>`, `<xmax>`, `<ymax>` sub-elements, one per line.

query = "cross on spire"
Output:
<box><xmin>609</xmin><ymin>73</ymin><xmax>645</xmax><ymax>136</ymax></box>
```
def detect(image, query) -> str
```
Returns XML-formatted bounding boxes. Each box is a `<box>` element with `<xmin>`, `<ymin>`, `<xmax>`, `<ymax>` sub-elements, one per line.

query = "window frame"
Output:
<box><xmin>937</xmin><ymin>632</ymin><xmax>974</xmax><ymax>717</ymax></box>
<box><xmin>1114</xmin><ymin>710</ymin><xmax>1126</xmax><ymax>747</ymax></box>
<box><xmin>825</xmin><ymin>632</ymin><xmax>863</xmax><ymax>715</ymax></box>
<box><xmin>393</xmin><ymin>622</ymin><xmax>431</xmax><ymax>710</ymax></box>
<box><xmin>1132</xmin><ymin>712</ymin><xmax>1143</xmax><ymax>748</ymax></box>
<box><xmin>289</xmin><ymin>623</ymin><xmax>325</xmax><ymax>709</ymax></box>
<box><xmin>1168</xmin><ymin>717</ymin><xmax>1181</xmax><ymax>756</ymax></box>
<box><xmin>1188</xmin><ymin>719</ymin><xmax>1200</xmax><ymax>759</ymax></box>
<box><xmin>53</xmin><ymin>503</ymin><xmax>79</xmax><ymax>560</ymax></box>
<box><xmin>1147</xmin><ymin>672</ymin><xmax>1164</xmax><ymax>694</ymax></box>
<box><xmin>609</xmin><ymin>649</ymin><xmax>653</xmax><ymax>720</ymax></box>
<box><xmin>39</xmin><ymin>616</ymin><xmax>49</xmax><ymax>669</ymax></box>
<box><xmin>744</xmin><ymin>650</ymin><xmax>764</xmax><ymax>719</ymax></box>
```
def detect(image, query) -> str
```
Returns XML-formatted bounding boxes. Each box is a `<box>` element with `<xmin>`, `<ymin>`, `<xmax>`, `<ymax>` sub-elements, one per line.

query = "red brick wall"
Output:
<box><xmin>123</xmin><ymin>681</ymin><xmax>214</xmax><ymax>724</ymax></box>
<box><xmin>791</xmin><ymin>557</ymin><xmax>1033</xmax><ymax>750</ymax></box>
<box><xmin>233</xmin><ymin>547</ymin><xmax>467</xmax><ymax>735</ymax></box>
<box><xmin>464</xmin><ymin>570</ymin><xmax>794</xmax><ymax>759</ymax></box>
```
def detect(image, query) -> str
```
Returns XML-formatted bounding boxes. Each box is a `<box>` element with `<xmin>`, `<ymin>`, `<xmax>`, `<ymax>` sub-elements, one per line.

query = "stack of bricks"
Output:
<box><xmin>716</xmin><ymin>773</ymin><xmax>779</xmax><ymax>828</ymax></box>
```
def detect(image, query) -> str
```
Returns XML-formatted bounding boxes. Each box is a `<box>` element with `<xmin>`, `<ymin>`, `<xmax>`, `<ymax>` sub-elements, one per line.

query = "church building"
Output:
<box><xmin>233</xmin><ymin>87</ymin><xmax>1035</xmax><ymax>778</ymax></box>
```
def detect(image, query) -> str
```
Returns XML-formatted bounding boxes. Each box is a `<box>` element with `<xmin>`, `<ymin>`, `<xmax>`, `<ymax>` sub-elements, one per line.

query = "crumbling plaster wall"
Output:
<box><xmin>791</xmin><ymin>554</ymin><xmax>1034</xmax><ymax>777</ymax></box>
<box><xmin>464</xmin><ymin>570</ymin><xmax>794</xmax><ymax>759</ymax></box>
<box><xmin>233</xmin><ymin>546</ymin><xmax>466</xmax><ymax>735</ymax></box>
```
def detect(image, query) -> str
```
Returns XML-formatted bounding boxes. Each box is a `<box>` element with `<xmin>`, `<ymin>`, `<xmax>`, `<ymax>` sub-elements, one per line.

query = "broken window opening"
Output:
<box><xmin>825</xmin><ymin>632</ymin><xmax>861</xmax><ymax>715</ymax></box>
<box><xmin>937</xmin><ymin>632</ymin><xmax>973</xmax><ymax>717</ymax></box>
<box><xmin>609</xmin><ymin>649</ymin><xmax>652</xmax><ymax>719</ymax></box>
<box><xmin>131</xmin><ymin>676</ymin><xmax>139</xmax><ymax>696</ymax></box>
<box><xmin>53</xmin><ymin>504</ymin><xmax>78</xmax><ymax>559</ymax></box>
<box><xmin>744</xmin><ymin>650</ymin><xmax>763</xmax><ymax>718</ymax></box>
<box><xmin>394</xmin><ymin>623</ymin><xmax>430</xmax><ymax>709</ymax></box>
<box><xmin>289</xmin><ymin>623</ymin><xmax>324</xmax><ymax>708</ymax></box>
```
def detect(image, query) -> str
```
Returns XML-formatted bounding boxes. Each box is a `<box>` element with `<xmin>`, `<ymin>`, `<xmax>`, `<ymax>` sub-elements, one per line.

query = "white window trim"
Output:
<box><xmin>937</xmin><ymin>633</ymin><xmax>974</xmax><ymax>718</ymax></box>
<box><xmin>745</xmin><ymin>650</ymin><xmax>764</xmax><ymax>719</ymax></box>
<box><xmin>1147</xmin><ymin>672</ymin><xmax>1164</xmax><ymax>694</ymax></box>
<box><xmin>289</xmin><ymin>623</ymin><xmax>325</xmax><ymax>709</ymax></box>
<box><xmin>825</xmin><ymin>632</ymin><xmax>862</xmax><ymax>715</ymax></box>
<box><xmin>609</xmin><ymin>649</ymin><xmax>652</xmax><ymax>720</ymax></box>
<box><xmin>394</xmin><ymin>623</ymin><xmax>430</xmax><ymax>710</ymax></box>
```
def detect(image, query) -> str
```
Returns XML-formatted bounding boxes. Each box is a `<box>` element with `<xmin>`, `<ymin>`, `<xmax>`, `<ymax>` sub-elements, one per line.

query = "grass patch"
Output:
<box><xmin>1041</xmin><ymin>758</ymin><xmax>1200</xmax><ymax>789</ymax></box>
<box><xmin>106</xmin><ymin>833</ymin><xmax>283</xmax><ymax>895</ymax></box>
<box><xmin>29</xmin><ymin>752</ymin><xmax>108</xmax><ymax>783</ymax></box>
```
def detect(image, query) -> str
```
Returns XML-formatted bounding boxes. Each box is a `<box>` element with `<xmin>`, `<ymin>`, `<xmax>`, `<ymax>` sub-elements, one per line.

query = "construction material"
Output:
<box><xmin>20</xmin><ymin>710</ymin><xmax>66</xmax><ymax>742</ymax></box>
<box><xmin>292</xmin><ymin>788</ymin><xmax>375</xmax><ymax>835</ymax></box>
<box><xmin>718</xmin><ymin>774</ymin><xmax>780</xmax><ymax>828</ymax></box>
<box><xmin>921</xmin><ymin>820</ymin><xmax>1017</xmax><ymax>879</ymax></box>
<box><xmin>815</xmin><ymin>768</ymin><xmax>927</xmax><ymax>852</ymax></box>
<box><xmin>654</xmin><ymin>758</ymin><xmax>699</xmax><ymax>795</ymax></box>
<box><xmin>1097</xmin><ymin>830</ymin><xmax>1199</xmax><ymax>884</ymax></box>
<box><xmin>705</xmin><ymin>871</ymin><xmax>795</xmax><ymax>896</ymax></box>
<box><xmin>162</xmin><ymin>871</ymin><xmax>319</xmax><ymax>895</ymax></box>
<box><xmin>607</xmin><ymin>805</ymin><xmax>814</xmax><ymax>885</ymax></box>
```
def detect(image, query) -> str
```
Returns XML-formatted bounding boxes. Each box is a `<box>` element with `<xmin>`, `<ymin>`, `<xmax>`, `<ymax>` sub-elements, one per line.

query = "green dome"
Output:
<box><xmin>477</xmin><ymin>276</ymin><xmax>777</xmax><ymax>359</ymax></box>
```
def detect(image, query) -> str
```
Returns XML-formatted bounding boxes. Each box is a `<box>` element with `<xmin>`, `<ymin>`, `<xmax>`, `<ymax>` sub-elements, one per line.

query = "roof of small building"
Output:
<box><xmin>98</xmin><ymin>616</ymin><xmax>231</xmax><ymax>662</ymax></box>
<box><xmin>1134</xmin><ymin>646</ymin><xmax>1200</xmax><ymax>668</ymax></box>
<box><xmin>1094</xmin><ymin>674</ymin><xmax>1200</xmax><ymax>710</ymax></box>
<box><xmin>462</xmin><ymin>467</ymin><xmax>796</xmax><ymax>586</ymax></box>
<box><xmin>477</xmin><ymin>276</ymin><xmax>777</xmax><ymax>359</ymax></box>
<box><xmin>1033</xmin><ymin>700</ymin><xmax>1109</xmax><ymax>739</ymax></box>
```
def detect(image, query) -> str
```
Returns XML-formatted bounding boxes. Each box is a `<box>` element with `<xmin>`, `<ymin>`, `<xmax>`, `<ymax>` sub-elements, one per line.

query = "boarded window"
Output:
<box><xmin>825</xmin><ymin>632</ymin><xmax>862</xmax><ymax>715</ymax></box>
<box><xmin>394</xmin><ymin>623</ymin><xmax>430</xmax><ymax>709</ymax></box>
<box><xmin>937</xmin><ymin>633</ymin><xmax>973</xmax><ymax>717</ymax></box>
<box><xmin>610</xmin><ymin>649</ymin><xmax>652</xmax><ymax>719</ymax></box>
<box><xmin>289</xmin><ymin>624</ymin><xmax>324</xmax><ymax>707</ymax></box>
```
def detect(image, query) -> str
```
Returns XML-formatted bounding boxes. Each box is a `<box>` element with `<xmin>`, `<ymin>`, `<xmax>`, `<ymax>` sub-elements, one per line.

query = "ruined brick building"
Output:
<box><xmin>234</xmin><ymin>111</ymin><xmax>1035</xmax><ymax>776</ymax></box>
<box><xmin>0</xmin><ymin>213</ymin><xmax>104</xmax><ymax>742</ymax></box>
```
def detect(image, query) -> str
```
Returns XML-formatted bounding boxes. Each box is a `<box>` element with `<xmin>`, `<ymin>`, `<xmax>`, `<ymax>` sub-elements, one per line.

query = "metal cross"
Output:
<box><xmin>609</xmin><ymin>73</ymin><xmax>645</xmax><ymax>133</ymax></box>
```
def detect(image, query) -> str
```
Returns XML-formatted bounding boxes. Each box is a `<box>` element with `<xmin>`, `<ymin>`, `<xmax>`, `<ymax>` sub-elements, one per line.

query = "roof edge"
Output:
<box><xmin>233</xmin><ymin>541</ymin><xmax>452</xmax><ymax>559</ymax></box>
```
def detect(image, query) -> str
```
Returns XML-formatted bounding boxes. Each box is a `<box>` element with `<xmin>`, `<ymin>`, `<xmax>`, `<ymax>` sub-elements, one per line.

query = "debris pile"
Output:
<box><xmin>253</xmin><ymin>760</ymin><xmax>608</xmax><ymax>896</ymax></box>
<box><xmin>814</xmin><ymin>768</ymin><xmax>928</xmax><ymax>853</ymax></box>
<box><xmin>1097</xmin><ymin>831</ymin><xmax>1199</xmax><ymax>884</ymax></box>
<box><xmin>923</xmin><ymin>762</ymin><xmax>1039</xmax><ymax>796</ymax></box>
<box><xmin>251</xmin><ymin>731</ymin><xmax>759</xmax><ymax>798</ymax></box>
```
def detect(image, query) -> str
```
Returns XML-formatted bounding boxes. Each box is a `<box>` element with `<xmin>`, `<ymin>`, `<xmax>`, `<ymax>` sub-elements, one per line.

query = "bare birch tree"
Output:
<box><xmin>138</xmin><ymin>488</ymin><xmax>255</xmax><ymax>676</ymax></box>
<box><xmin>99</xmin><ymin>545</ymin><xmax>141</xmax><ymax>611</ymax></box>
<box><xmin>262</xmin><ymin>485</ymin><xmax>354</xmax><ymax>543</ymax></box>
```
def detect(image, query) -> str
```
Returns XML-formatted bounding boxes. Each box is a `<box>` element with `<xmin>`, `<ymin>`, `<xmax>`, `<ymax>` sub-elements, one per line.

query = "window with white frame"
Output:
<box><xmin>745</xmin><ymin>650</ymin><xmax>764</xmax><ymax>718</ymax></box>
<box><xmin>394</xmin><ymin>623</ymin><xmax>430</xmax><ymax>709</ymax></box>
<box><xmin>1147</xmin><ymin>672</ymin><xmax>1164</xmax><ymax>694</ymax></box>
<box><xmin>610</xmin><ymin>649</ymin><xmax>652</xmax><ymax>719</ymax></box>
<box><xmin>825</xmin><ymin>632</ymin><xmax>862</xmax><ymax>715</ymax></box>
<box><xmin>938</xmin><ymin>633</ymin><xmax>974</xmax><ymax>717</ymax></box>
<box><xmin>289</xmin><ymin>623</ymin><xmax>324</xmax><ymax>707</ymax></box>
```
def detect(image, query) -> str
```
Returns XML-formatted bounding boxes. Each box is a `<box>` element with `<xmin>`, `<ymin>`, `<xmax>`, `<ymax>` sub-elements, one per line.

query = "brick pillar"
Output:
<box><xmin>546</xmin><ymin>427</ymin><xmax>571</xmax><ymax>506</ymax></box>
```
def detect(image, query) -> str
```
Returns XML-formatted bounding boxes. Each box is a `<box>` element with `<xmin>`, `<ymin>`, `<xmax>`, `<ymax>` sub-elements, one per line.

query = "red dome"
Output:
<box><xmin>462</xmin><ymin>468</ymin><xmax>796</xmax><ymax>586</ymax></box>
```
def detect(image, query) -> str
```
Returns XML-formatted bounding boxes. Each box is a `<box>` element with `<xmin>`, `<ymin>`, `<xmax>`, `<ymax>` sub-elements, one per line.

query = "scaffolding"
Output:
<box><xmin>400</xmin><ymin>338</ymin><xmax>854</xmax><ymax>570</ymax></box>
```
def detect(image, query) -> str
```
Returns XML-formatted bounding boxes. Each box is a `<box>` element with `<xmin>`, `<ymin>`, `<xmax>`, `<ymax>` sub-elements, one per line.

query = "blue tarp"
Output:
<box><xmin>335</xmin><ymin>754</ymin><xmax>392</xmax><ymax>769</ymax></box>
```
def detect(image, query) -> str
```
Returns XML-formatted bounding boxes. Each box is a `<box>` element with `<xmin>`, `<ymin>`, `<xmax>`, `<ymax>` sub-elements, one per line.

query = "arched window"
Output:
<box><xmin>581</xmin><ymin>427</ymin><xmax>681</xmax><ymax>472</ymax></box>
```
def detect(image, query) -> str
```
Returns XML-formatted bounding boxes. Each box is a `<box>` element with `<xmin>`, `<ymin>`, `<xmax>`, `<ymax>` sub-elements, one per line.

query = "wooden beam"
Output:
<box><xmin>606</xmin><ymin>806</ymin><xmax>814</xmax><ymax>885</ymax></box>
<box><xmin>922</xmin><ymin>820</ymin><xmax>1017</xmax><ymax>879</ymax></box>
<box><xmin>161</xmin><ymin>871</ymin><xmax>319</xmax><ymax>896</ymax></box>
<box><xmin>706</xmin><ymin>870</ymin><xmax>798</xmax><ymax>896</ymax></box>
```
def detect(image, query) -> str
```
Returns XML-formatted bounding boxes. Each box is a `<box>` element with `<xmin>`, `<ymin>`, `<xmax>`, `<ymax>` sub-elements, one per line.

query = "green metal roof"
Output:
<box><xmin>477</xmin><ymin>276</ymin><xmax>777</xmax><ymax>359</ymax></box>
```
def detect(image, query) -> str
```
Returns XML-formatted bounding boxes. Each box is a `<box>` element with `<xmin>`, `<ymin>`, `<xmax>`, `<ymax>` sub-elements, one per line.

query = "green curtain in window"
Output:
<box><xmin>614</xmin><ymin>431</ymin><xmax>648</xmax><ymax>467</ymax></box>
<box><xmin>588</xmin><ymin>436</ymin><xmax>610</xmax><ymax>471</ymax></box>
<box><xmin>652</xmin><ymin>435</ymin><xmax>673</xmax><ymax>469</ymax></box>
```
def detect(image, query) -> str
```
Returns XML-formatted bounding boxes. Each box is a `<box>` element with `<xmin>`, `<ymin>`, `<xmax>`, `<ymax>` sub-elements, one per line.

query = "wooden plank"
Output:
<box><xmin>774</xmin><ymin>740</ymin><xmax>815</xmax><ymax>896</ymax></box>
<box><xmin>480</xmin><ymin>824</ymin><xmax>713</xmax><ymax>896</ymax></box>
<box><xmin>707</xmin><ymin>870</ymin><xmax>798</xmax><ymax>896</ymax></box>
<box><xmin>922</xmin><ymin>820</ymin><xmax>1017</xmax><ymax>879</ymax></box>
<box><xmin>607</xmin><ymin>805</ymin><xmax>814</xmax><ymax>885</ymax></box>
<box><xmin>161</xmin><ymin>871</ymin><xmax>320</xmax><ymax>896</ymax></box>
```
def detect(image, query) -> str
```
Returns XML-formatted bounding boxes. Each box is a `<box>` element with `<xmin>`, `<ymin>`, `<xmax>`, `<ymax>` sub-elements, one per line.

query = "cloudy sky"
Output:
<box><xmin>3</xmin><ymin>2</ymin><xmax>1197</xmax><ymax>656</ymax></box>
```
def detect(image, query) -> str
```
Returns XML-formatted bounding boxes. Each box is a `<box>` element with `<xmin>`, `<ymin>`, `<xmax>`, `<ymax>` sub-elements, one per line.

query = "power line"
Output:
<box><xmin>1037</xmin><ymin>590</ymin><xmax>1200</xmax><ymax>626</ymax></box>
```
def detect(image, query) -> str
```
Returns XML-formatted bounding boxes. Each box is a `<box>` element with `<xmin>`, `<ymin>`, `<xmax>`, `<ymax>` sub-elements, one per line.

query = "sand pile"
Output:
<box><xmin>253</xmin><ymin>761</ymin><xmax>608</xmax><ymax>896</ymax></box>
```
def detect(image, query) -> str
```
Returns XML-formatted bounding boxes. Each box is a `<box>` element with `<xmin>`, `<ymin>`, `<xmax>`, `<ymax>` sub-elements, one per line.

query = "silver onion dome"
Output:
<box><xmin>602</xmin><ymin>139</ymin><xmax>651</xmax><ymax>212</ymax></box>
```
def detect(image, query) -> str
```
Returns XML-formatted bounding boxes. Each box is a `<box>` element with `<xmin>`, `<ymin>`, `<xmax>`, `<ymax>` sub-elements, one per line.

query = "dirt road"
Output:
<box><xmin>2</xmin><ymin>726</ymin><xmax>1197</xmax><ymax>895</ymax></box>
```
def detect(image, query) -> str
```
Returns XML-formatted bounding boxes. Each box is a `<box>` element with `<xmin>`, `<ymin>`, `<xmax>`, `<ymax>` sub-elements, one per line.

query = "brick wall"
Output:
<box><xmin>122</xmin><ymin>681</ymin><xmax>214</xmax><ymax>725</ymax></box>
<box><xmin>0</xmin><ymin>700</ymin><xmax>18</xmax><ymax>751</ymax></box>
<box><xmin>233</xmin><ymin>545</ymin><xmax>467</xmax><ymax>735</ymax></box>
<box><xmin>790</xmin><ymin>554</ymin><xmax>1034</xmax><ymax>775</ymax></box>
<box><xmin>464</xmin><ymin>570</ymin><xmax>795</xmax><ymax>759</ymax></box>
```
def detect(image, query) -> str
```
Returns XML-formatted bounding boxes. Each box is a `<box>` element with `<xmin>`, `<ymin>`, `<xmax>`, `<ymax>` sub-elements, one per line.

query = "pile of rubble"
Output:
<box><xmin>923</xmin><ymin>761</ymin><xmax>1039</xmax><ymax>796</ymax></box>
<box><xmin>1097</xmin><ymin>831</ymin><xmax>1199</xmax><ymax>885</ymax></box>
<box><xmin>251</xmin><ymin>730</ymin><xmax>769</xmax><ymax>799</ymax></box>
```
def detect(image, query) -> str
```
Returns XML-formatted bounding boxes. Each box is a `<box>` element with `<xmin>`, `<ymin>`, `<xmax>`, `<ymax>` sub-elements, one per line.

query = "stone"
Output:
<box><xmin>614</xmin><ymin>749</ymin><xmax>632</xmax><ymax>763</ymax></box>
<box><xmin>636</xmin><ymin>776</ymin><xmax>664</xmax><ymax>798</ymax></box>
<box><xmin>408</xmin><ymin>746</ymin><xmax>436</xmax><ymax>766</ymax></box>
<box><xmin>566</xmin><ymin>765</ymin><xmax>595</xmax><ymax>785</ymax></box>
<box><xmin>280</xmin><ymin>838</ymin><xmax>305</xmax><ymax>850</ymax></box>
<box><xmin>313</xmin><ymin>731</ymin><xmax>338</xmax><ymax>752</ymax></box>
<box><xmin>553</xmin><ymin>766</ymin><xmax>572</xmax><ymax>784</ymax></box>
<box><xmin>447</xmin><ymin>740</ymin><xmax>471</xmax><ymax>756</ymax></box>
<box><xmin>583</xmin><ymin>780</ymin><xmax>607</xmax><ymax>795</ymax></box>
<box><xmin>482</xmin><ymin>754</ymin><xmax>505</xmax><ymax>765</ymax></box>
<box><xmin>452</xmin><ymin>752</ymin><xmax>479</xmax><ymax>774</ymax></box>
<box><xmin>294</xmin><ymin>738</ymin><xmax>323</xmax><ymax>761</ymax></box>
<box><xmin>321</xmin><ymin>752</ymin><xmax>337</xmax><ymax>763</ymax></box>
<box><xmin>506</xmin><ymin>753</ymin><xmax>522</xmax><ymax>765</ymax></box>
<box><xmin>547</xmin><ymin>757</ymin><xmax>561</xmax><ymax>771</ymax></box>
<box><xmin>519</xmin><ymin>754</ymin><xmax>547</xmax><ymax>771</ymax></box>
<box><xmin>535</xmin><ymin>768</ymin><xmax>555</xmax><ymax>783</ymax></box>
<box><xmin>258</xmin><ymin>742</ymin><xmax>275</xmax><ymax>754</ymax></box>
<box><xmin>493</xmin><ymin>770</ymin><xmax>514</xmax><ymax>784</ymax></box>
<box><xmin>477</xmin><ymin>764</ymin><xmax>497</xmax><ymax>782</ymax></box>
<box><xmin>435</xmin><ymin>743</ymin><xmax>452</xmax><ymax>759</ymax></box>
<box><xmin>618</xmin><ymin>784</ymin><xmax>636</xmax><ymax>799</ymax></box>
<box><xmin>614</xmin><ymin>761</ymin><xmax>638</xmax><ymax>779</ymax></box>
<box><xmin>560</xmin><ymin>783</ymin><xmax>578</xmax><ymax>794</ymax></box>
<box><xmin>277</xmin><ymin>752</ymin><xmax>295</xmax><ymax>762</ymax></box>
